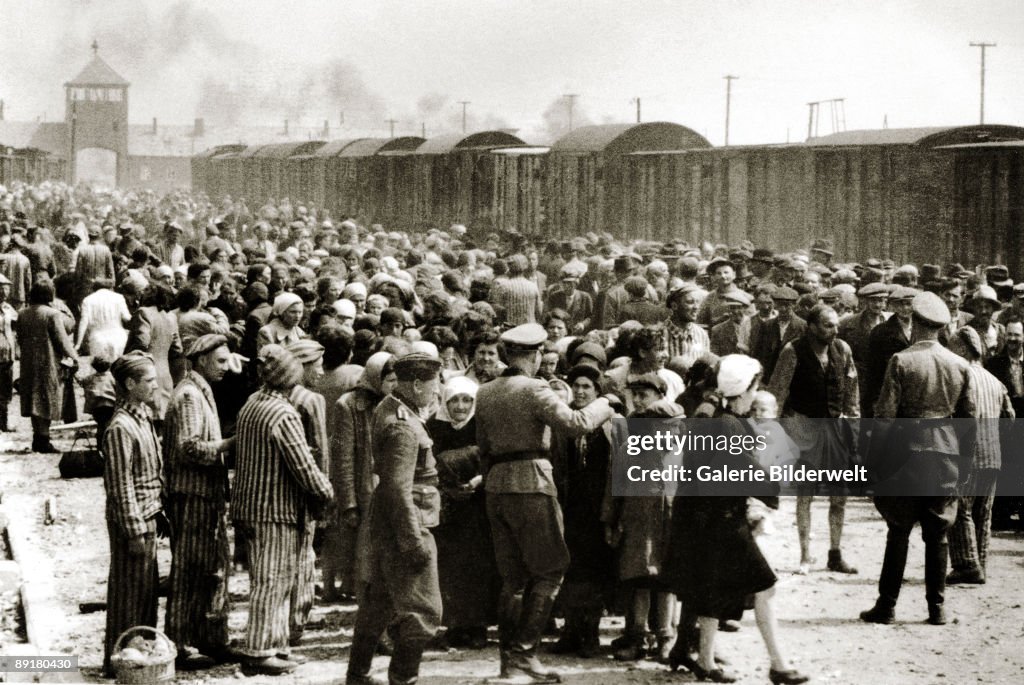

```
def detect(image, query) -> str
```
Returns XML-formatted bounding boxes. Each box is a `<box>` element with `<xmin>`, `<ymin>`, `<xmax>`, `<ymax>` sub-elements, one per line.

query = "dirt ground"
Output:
<box><xmin>2</xmin><ymin>408</ymin><xmax>1024</xmax><ymax>685</ymax></box>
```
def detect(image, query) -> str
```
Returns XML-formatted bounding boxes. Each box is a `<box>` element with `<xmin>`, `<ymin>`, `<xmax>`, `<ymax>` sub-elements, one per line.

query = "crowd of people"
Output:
<box><xmin>1</xmin><ymin>178</ymin><xmax>1021</xmax><ymax>684</ymax></box>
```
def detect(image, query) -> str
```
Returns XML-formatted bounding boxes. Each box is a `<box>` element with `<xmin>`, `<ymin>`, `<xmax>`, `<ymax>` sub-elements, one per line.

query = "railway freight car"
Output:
<box><xmin>543</xmin><ymin>122</ymin><xmax>711</xmax><ymax>237</ymax></box>
<box><xmin>621</xmin><ymin>124</ymin><xmax>1024</xmax><ymax>267</ymax></box>
<box><xmin>0</xmin><ymin>146</ymin><xmax>66</xmax><ymax>186</ymax></box>
<box><xmin>253</xmin><ymin>141</ymin><xmax>325</xmax><ymax>206</ymax></box>
<box><xmin>408</xmin><ymin>131</ymin><xmax>526</xmax><ymax>232</ymax></box>
<box><xmin>330</xmin><ymin>137</ymin><xmax>425</xmax><ymax>225</ymax></box>
<box><xmin>191</xmin><ymin>144</ymin><xmax>246</xmax><ymax>201</ymax></box>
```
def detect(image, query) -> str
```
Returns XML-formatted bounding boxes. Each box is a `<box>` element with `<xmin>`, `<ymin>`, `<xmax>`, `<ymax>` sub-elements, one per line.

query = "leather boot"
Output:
<box><xmin>827</xmin><ymin>549</ymin><xmax>858</xmax><ymax>574</ymax></box>
<box><xmin>578</xmin><ymin>606</ymin><xmax>602</xmax><ymax>658</ymax></box>
<box><xmin>346</xmin><ymin>633</ymin><xmax>381</xmax><ymax>685</ymax></box>
<box><xmin>497</xmin><ymin>591</ymin><xmax>524</xmax><ymax>677</ymax></box>
<box><xmin>508</xmin><ymin>593</ymin><xmax>561</xmax><ymax>683</ymax></box>
<box><xmin>924</xmin><ymin>538</ymin><xmax>949</xmax><ymax>624</ymax></box>
<box><xmin>387</xmin><ymin>640</ymin><xmax>426</xmax><ymax>685</ymax></box>
<box><xmin>877</xmin><ymin>529</ymin><xmax>910</xmax><ymax>610</ymax></box>
<box><xmin>0</xmin><ymin>407</ymin><xmax>9</xmax><ymax>432</ymax></box>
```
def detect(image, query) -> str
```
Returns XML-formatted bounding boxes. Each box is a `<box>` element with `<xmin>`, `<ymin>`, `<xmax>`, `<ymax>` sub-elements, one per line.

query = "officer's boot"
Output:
<box><xmin>387</xmin><ymin>640</ymin><xmax>427</xmax><ymax>685</ymax></box>
<box><xmin>508</xmin><ymin>593</ymin><xmax>561</xmax><ymax>684</ymax></box>
<box><xmin>346</xmin><ymin>633</ymin><xmax>385</xmax><ymax>685</ymax></box>
<box><xmin>860</xmin><ymin>528</ymin><xmax>908</xmax><ymax>624</ymax></box>
<box><xmin>497</xmin><ymin>591</ymin><xmax>524</xmax><ymax>677</ymax></box>
<box><xmin>0</xmin><ymin>406</ymin><xmax>9</xmax><ymax>432</ymax></box>
<box><xmin>924</xmin><ymin>538</ymin><xmax>949</xmax><ymax>625</ymax></box>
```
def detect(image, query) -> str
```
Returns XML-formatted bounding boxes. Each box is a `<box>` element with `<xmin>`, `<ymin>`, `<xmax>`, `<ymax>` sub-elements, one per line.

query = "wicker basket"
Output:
<box><xmin>111</xmin><ymin>625</ymin><xmax>176</xmax><ymax>684</ymax></box>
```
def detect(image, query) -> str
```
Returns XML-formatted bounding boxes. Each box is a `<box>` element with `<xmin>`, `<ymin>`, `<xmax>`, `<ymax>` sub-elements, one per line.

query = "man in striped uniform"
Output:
<box><xmin>284</xmin><ymin>339</ymin><xmax>329</xmax><ymax>643</ymax></box>
<box><xmin>102</xmin><ymin>351</ymin><xmax>167</xmax><ymax>676</ymax></box>
<box><xmin>232</xmin><ymin>344</ymin><xmax>334</xmax><ymax>676</ymax></box>
<box><xmin>164</xmin><ymin>334</ymin><xmax>236</xmax><ymax>667</ymax></box>
<box><xmin>346</xmin><ymin>352</ymin><xmax>443</xmax><ymax>685</ymax></box>
<box><xmin>947</xmin><ymin>326</ymin><xmax>1014</xmax><ymax>584</ymax></box>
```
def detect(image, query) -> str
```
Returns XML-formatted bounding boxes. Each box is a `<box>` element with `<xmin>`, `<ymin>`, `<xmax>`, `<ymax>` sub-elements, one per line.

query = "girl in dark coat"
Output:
<box><xmin>664</xmin><ymin>354</ymin><xmax>809</xmax><ymax>684</ymax></box>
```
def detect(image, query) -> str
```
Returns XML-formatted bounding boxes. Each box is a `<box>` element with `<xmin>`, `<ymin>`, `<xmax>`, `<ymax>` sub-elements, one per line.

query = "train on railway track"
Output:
<box><xmin>184</xmin><ymin>121</ymin><xmax>1019</xmax><ymax>272</ymax></box>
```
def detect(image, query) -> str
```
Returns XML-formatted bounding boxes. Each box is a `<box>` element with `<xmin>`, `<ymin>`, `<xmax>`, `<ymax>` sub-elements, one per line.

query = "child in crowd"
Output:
<box><xmin>79</xmin><ymin>353</ymin><xmax>117</xmax><ymax>452</ymax></box>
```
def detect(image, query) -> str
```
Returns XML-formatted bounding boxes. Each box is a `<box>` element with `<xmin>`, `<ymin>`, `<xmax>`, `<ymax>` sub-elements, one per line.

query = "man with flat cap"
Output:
<box><xmin>697</xmin><ymin>257</ymin><xmax>742</xmax><ymax>327</ymax></box>
<box><xmin>748</xmin><ymin>285</ymin><xmax>804</xmax><ymax>383</ymax></box>
<box><xmin>839</xmin><ymin>282</ymin><xmax>889</xmax><ymax>416</ymax></box>
<box><xmin>663</xmin><ymin>283</ymin><xmax>711</xmax><ymax>370</ymax></box>
<box><xmin>710</xmin><ymin>289</ymin><xmax>751</xmax><ymax>356</ymax></box>
<box><xmin>346</xmin><ymin>351</ymin><xmax>443</xmax><ymax>685</ymax></box>
<box><xmin>233</xmin><ymin>345</ymin><xmax>334</xmax><ymax>676</ymax></box>
<box><xmin>545</xmin><ymin>261</ymin><xmax>593</xmax><ymax>334</ymax></box>
<box><xmin>164</xmin><ymin>334</ymin><xmax>236</xmax><ymax>667</ymax></box>
<box><xmin>284</xmin><ymin>339</ymin><xmax>330</xmax><ymax>645</ymax></box>
<box><xmin>475</xmin><ymin>323</ymin><xmax>615</xmax><ymax>683</ymax></box>
<box><xmin>864</xmin><ymin>286</ymin><xmax>917</xmax><ymax>416</ymax></box>
<box><xmin>862</xmin><ymin>292</ymin><xmax>976</xmax><ymax>627</ymax></box>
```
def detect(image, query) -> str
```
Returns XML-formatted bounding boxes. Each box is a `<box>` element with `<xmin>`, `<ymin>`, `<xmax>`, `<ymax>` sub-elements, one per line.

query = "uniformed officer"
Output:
<box><xmin>861</xmin><ymin>292</ymin><xmax>976</xmax><ymax>627</ymax></box>
<box><xmin>346</xmin><ymin>351</ymin><xmax>443</xmax><ymax>685</ymax></box>
<box><xmin>476</xmin><ymin>323</ymin><xmax>615</xmax><ymax>683</ymax></box>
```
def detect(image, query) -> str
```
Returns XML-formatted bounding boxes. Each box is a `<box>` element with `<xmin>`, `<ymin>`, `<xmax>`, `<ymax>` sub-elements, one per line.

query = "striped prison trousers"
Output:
<box><xmin>290</xmin><ymin>524</ymin><xmax>316</xmax><ymax>638</ymax></box>
<box><xmin>165</xmin><ymin>494</ymin><xmax>231</xmax><ymax>654</ymax></box>
<box><xmin>104</xmin><ymin>517</ymin><xmax>158</xmax><ymax>672</ymax></box>
<box><xmin>949</xmin><ymin>468</ymin><xmax>1000</xmax><ymax>575</ymax></box>
<box><xmin>241</xmin><ymin>522</ymin><xmax>299</xmax><ymax>657</ymax></box>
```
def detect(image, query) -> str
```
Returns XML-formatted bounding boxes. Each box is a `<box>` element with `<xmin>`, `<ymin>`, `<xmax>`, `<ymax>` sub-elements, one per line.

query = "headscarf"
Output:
<box><xmin>185</xmin><ymin>333</ymin><xmax>228</xmax><ymax>359</ymax></box>
<box><xmin>435</xmin><ymin>375</ymin><xmax>478</xmax><ymax>430</ymax></box>
<box><xmin>271</xmin><ymin>292</ymin><xmax>303</xmax><ymax>320</ymax></box>
<box><xmin>716</xmin><ymin>354</ymin><xmax>762</xmax><ymax>398</ymax></box>
<box><xmin>357</xmin><ymin>351</ymin><xmax>394</xmax><ymax>395</ymax></box>
<box><xmin>258</xmin><ymin>344</ymin><xmax>302</xmax><ymax>390</ymax></box>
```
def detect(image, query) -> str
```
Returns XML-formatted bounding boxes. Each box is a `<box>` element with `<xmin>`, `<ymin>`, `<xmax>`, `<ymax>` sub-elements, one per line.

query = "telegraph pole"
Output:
<box><xmin>724</xmin><ymin>75</ymin><xmax>738</xmax><ymax>146</ymax></box>
<box><xmin>634</xmin><ymin>97</ymin><xmax>641</xmax><ymax>123</ymax></box>
<box><xmin>969</xmin><ymin>41</ymin><xmax>995</xmax><ymax>124</ymax></box>
<box><xmin>564</xmin><ymin>93</ymin><xmax>579</xmax><ymax>131</ymax></box>
<box><xmin>458</xmin><ymin>101</ymin><xmax>470</xmax><ymax>133</ymax></box>
<box><xmin>386</xmin><ymin>119</ymin><xmax>397</xmax><ymax>138</ymax></box>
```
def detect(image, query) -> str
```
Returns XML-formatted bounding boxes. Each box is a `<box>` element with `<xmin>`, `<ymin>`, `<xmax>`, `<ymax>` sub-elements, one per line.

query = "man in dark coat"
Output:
<box><xmin>748</xmin><ymin>286</ymin><xmax>804</xmax><ymax>383</ymax></box>
<box><xmin>863</xmin><ymin>286</ymin><xmax>917</xmax><ymax>416</ymax></box>
<box><xmin>984</xmin><ymin>318</ymin><xmax>1024</xmax><ymax>529</ymax></box>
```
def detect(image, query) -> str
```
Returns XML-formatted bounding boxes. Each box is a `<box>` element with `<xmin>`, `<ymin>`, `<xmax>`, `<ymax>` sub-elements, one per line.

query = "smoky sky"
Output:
<box><xmin>2</xmin><ymin>0</ymin><xmax>1022</xmax><ymax>145</ymax></box>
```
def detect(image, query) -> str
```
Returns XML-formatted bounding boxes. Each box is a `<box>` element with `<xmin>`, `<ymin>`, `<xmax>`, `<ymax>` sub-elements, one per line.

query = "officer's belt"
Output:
<box><xmin>488</xmin><ymin>451</ymin><xmax>550</xmax><ymax>467</ymax></box>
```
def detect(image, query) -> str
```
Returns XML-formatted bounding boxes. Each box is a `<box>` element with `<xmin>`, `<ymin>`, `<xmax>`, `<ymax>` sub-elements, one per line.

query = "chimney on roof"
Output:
<box><xmin>193</xmin><ymin>117</ymin><xmax>205</xmax><ymax>137</ymax></box>
<box><xmin>152</xmin><ymin>117</ymin><xmax>157</xmax><ymax>135</ymax></box>
<box><xmin>323</xmin><ymin>119</ymin><xmax>329</xmax><ymax>138</ymax></box>
<box><xmin>284</xmin><ymin>119</ymin><xmax>289</xmax><ymax>136</ymax></box>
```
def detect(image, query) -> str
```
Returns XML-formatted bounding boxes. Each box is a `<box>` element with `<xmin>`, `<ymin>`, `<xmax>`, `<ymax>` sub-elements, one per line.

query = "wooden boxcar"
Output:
<box><xmin>0</xmin><ymin>147</ymin><xmax>65</xmax><ymax>186</ymax></box>
<box><xmin>330</xmin><ymin>137</ymin><xmax>425</xmax><ymax>226</ymax></box>
<box><xmin>191</xmin><ymin>144</ymin><xmax>246</xmax><ymax>201</ymax></box>
<box><xmin>620</xmin><ymin>125</ymin><xmax>1024</xmax><ymax>266</ymax></box>
<box><xmin>254</xmin><ymin>141</ymin><xmax>324</xmax><ymax>205</ymax></box>
<box><xmin>544</xmin><ymin>122</ymin><xmax>711</xmax><ymax>238</ymax></box>
<box><xmin>409</xmin><ymin>131</ymin><xmax>526</xmax><ymax>232</ymax></box>
<box><xmin>489</xmin><ymin>146</ymin><xmax>550</xmax><ymax>236</ymax></box>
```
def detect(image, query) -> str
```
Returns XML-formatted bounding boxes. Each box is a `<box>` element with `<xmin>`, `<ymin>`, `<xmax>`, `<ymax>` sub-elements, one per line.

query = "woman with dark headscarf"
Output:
<box><xmin>664</xmin><ymin>355</ymin><xmax>808</xmax><ymax>684</ymax></box>
<box><xmin>550</xmin><ymin>364</ymin><xmax>618</xmax><ymax>658</ymax></box>
<box><xmin>324</xmin><ymin>352</ymin><xmax>396</xmax><ymax>600</ymax></box>
<box><xmin>425</xmin><ymin>376</ymin><xmax>497</xmax><ymax>649</ymax></box>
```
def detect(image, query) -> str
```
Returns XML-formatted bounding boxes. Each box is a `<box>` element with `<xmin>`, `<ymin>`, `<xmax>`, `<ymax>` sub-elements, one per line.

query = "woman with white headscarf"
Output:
<box><xmin>426</xmin><ymin>376</ymin><xmax>497</xmax><ymax>649</ymax></box>
<box><xmin>256</xmin><ymin>292</ymin><xmax>305</xmax><ymax>351</ymax></box>
<box><xmin>663</xmin><ymin>355</ymin><xmax>809</xmax><ymax>684</ymax></box>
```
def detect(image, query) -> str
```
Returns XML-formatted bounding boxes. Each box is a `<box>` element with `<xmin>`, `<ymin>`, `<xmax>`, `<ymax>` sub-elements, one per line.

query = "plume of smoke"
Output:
<box><xmin>541</xmin><ymin>95</ymin><xmax>594</xmax><ymax>141</ymax></box>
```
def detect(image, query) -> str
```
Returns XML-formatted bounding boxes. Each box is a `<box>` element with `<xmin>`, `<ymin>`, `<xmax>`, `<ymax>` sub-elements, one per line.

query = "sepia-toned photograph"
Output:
<box><xmin>1</xmin><ymin>1</ymin><xmax>1023</xmax><ymax>683</ymax></box>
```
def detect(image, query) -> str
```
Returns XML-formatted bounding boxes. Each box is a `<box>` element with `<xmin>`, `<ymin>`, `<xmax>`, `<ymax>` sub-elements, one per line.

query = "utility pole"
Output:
<box><xmin>386</xmin><ymin>118</ymin><xmax>397</xmax><ymax>138</ymax></box>
<box><xmin>339</xmin><ymin>111</ymin><xmax>345</xmax><ymax>126</ymax></box>
<box><xmin>969</xmin><ymin>41</ymin><xmax>996</xmax><ymax>124</ymax></box>
<box><xmin>724</xmin><ymin>75</ymin><xmax>738</xmax><ymax>146</ymax></box>
<box><xmin>634</xmin><ymin>97</ymin><xmax>641</xmax><ymax>123</ymax></box>
<box><xmin>421</xmin><ymin>122</ymin><xmax>426</xmax><ymax>138</ymax></box>
<box><xmin>564</xmin><ymin>93</ymin><xmax>579</xmax><ymax>131</ymax></box>
<box><xmin>458</xmin><ymin>101</ymin><xmax>470</xmax><ymax>133</ymax></box>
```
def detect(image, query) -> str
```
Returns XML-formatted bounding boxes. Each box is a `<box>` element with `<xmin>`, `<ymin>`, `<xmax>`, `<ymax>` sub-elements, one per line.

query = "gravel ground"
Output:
<box><xmin>2</xmin><ymin>409</ymin><xmax>1024</xmax><ymax>684</ymax></box>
